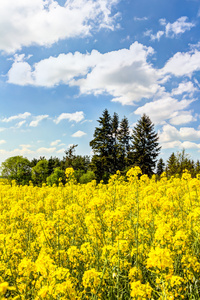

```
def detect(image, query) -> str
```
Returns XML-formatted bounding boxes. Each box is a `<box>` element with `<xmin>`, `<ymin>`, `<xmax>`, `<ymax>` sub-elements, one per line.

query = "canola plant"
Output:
<box><xmin>0</xmin><ymin>167</ymin><xmax>200</xmax><ymax>299</ymax></box>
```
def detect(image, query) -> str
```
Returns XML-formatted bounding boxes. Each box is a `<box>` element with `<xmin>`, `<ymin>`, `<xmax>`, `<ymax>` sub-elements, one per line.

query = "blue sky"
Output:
<box><xmin>0</xmin><ymin>0</ymin><xmax>200</xmax><ymax>165</ymax></box>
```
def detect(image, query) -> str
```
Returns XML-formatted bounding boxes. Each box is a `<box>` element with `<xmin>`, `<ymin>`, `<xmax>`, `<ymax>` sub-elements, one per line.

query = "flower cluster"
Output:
<box><xmin>0</xmin><ymin>168</ymin><xmax>200</xmax><ymax>299</ymax></box>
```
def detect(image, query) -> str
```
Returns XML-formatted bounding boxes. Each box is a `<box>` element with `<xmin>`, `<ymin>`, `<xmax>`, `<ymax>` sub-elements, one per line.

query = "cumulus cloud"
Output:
<box><xmin>71</xmin><ymin>130</ymin><xmax>87</xmax><ymax>137</ymax></box>
<box><xmin>50</xmin><ymin>139</ymin><xmax>61</xmax><ymax>146</ymax></box>
<box><xmin>0</xmin><ymin>140</ymin><xmax>6</xmax><ymax>145</ymax></box>
<box><xmin>134</xmin><ymin>96</ymin><xmax>194</xmax><ymax>124</ymax></box>
<box><xmin>29</xmin><ymin>115</ymin><xmax>49</xmax><ymax>127</ymax></box>
<box><xmin>171</xmin><ymin>81</ymin><xmax>198</xmax><ymax>96</ymax></box>
<box><xmin>0</xmin><ymin>0</ymin><xmax>119</xmax><ymax>53</ymax></box>
<box><xmin>169</xmin><ymin>111</ymin><xmax>197</xmax><ymax>125</ymax></box>
<box><xmin>150</xmin><ymin>31</ymin><xmax>165</xmax><ymax>41</ymax></box>
<box><xmin>159</xmin><ymin>124</ymin><xmax>200</xmax><ymax>143</ymax></box>
<box><xmin>159</xmin><ymin>124</ymin><xmax>200</xmax><ymax>149</ymax></box>
<box><xmin>36</xmin><ymin>147</ymin><xmax>56</xmax><ymax>153</ymax></box>
<box><xmin>163</xmin><ymin>49</ymin><xmax>200</xmax><ymax>77</ymax></box>
<box><xmin>0</xmin><ymin>146</ymin><xmax>34</xmax><ymax>157</ymax></box>
<box><xmin>8</xmin><ymin>42</ymin><xmax>161</xmax><ymax>105</ymax></box>
<box><xmin>15</xmin><ymin>120</ymin><xmax>26</xmax><ymax>128</ymax></box>
<box><xmin>2</xmin><ymin>112</ymin><xmax>31</xmax><ymax>123</ymax></box>
<box><xmin>54</xmin><ymin>111</ymin><xmax>85</xmax><ymax>124</ymax></box>
<box><xmin>147</xmin><ymin>16</ymin><xmax>195</xmax><ymax>42</ymax></box>
<box><xmin>165</xmin><ymin>17</ymin><xmax>195</xmax><ymax>37</ymax></box>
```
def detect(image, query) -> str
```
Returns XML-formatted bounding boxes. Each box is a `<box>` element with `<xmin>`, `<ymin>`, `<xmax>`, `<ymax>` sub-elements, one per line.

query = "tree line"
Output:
<box><xmin>1</xmin><ymin>109</ymin><xmax>200</xmax><ymax>185</ymax></box>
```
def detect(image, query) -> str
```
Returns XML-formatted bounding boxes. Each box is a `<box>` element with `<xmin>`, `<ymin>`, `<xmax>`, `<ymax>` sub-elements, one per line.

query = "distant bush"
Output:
<box><xmin>79</xmin><ymin>170</ymin><xmax>95</xmax><ymax>184</ymax></box>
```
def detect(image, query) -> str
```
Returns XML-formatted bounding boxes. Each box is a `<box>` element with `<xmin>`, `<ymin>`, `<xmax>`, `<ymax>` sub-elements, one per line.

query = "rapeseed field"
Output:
<box><xmin>0</xmin><ymin>167</ymin><xmax>200</xmax><ymax>299</ymax></box>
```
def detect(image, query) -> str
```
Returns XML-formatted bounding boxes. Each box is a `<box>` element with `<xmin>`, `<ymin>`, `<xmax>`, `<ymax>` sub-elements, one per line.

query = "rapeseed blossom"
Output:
<box><xmin>0</xmin><ymin>167</ymin><xmax>200</xmax><ymax>298</ymax></box>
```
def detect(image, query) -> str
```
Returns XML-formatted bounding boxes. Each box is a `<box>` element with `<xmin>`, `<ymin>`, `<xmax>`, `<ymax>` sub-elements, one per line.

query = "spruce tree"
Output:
<box><xmin>118</xmin><ymin>116</ymin><xmax>131</xmax><ymax>171</ymax></box>
<box><xmin>112</xmin><ymin>112</ymin><xmax>120</xmax><ymax>173</ymax></box>
<box><xmin>156</xmin><ymin>158</ymin><xmax>165</xmax><ymax>176</ymax></box>
<box><xmin>90</xmin><ymin>109</ymin><xmax>114</xmax><ymax>182</ymax></box>
<box><xmin>166</xmin><ymin>152</ymin><xmax>178</xmax><ymax>177</ymax></box>
<box><xmin>131</xmin><ymin>114</ymin><xmax>161</xmax><ymax>176</ymax></box>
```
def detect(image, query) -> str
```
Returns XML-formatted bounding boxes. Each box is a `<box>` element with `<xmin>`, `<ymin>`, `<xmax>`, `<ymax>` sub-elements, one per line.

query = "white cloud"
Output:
<box><xmin>29</xmin><ymin>115</ymin><xmax>49</xmax><ymax>127</ymax></box>
<box><xmin>2</xmin><ymin>112</ymin><xmax>31</xmax><ymax>122</ymax></box>
<box><xmin>54</xmin><ymin>111</ymin><xmax>85</xmax><ymax>124</ymax></box>
<box><xmin>19</xmin><ymin>144</ymin><xmax>32</xmax><ymax>148</ymax></box>
<box><xmin>0</xmin><ymin>0</ymin><xmax>119</xmax><ymax>53</ymax></box>
<box><xmin>15</xmin><ymin>120</ymin><xmax>26</xmax><ymax>128</ymax></box>
<box><xmin>159</xmin><ymin>124</ymin><xmax>200</xmax><ymax>149</ymax></box>
<box><xmin>161</xmin><ymin>140</ymin><xmax>200</xmax><ymax>150</ymax></box>
<box><xmin>134</xmin><ymin>16</ymin><xmax>148</xmax><ymax>21</ymax></box>
<box><xmin>165</xmin><ymin>17</ymin><xmax>195</xmax><ymax>37</ymax></box>
<box><xmin>147</xmin><ymin>16</ymin><xmax>195</xmax><ymax>42</ymax></box>
<box><xmin>169</xmin><ymin>111</ymin><xmax>197</xmax><ymax>125</ymax></box>
<box><xmin>50</xmin><ymin>139</ymin><xmax>61</xmax><ymax>146</ymax></box>
<box><xmin>159</xmin><ymin>18</ymin><xmax>167</xmax><ymax>26</ymax></box>
<box><xmin>161</xmin><ymin>141</ymin><xmax>182</xmax><ymax>149</ymax></box>
<box><xmin>0</xmin><ymin>146</ymin><xmax>34</xmax><ymax>157</ymax></box>
<box><xmin>8</xmin><ymin>42</ymin><xmax>161</xmax><ymax>105</ymax></box>
<box><xmin>0</xmin><ymin>140</ymin><xmax>6</xmax><ymax>145</ymax></box>
<box><xmin>134</xmin><ymin>96</ymin><xmax>194</xmax><ymax>124</ymax></box>
<box><xmin>56</xmin><ymin>148</ymin><xmax>66</xmax><ymax>154</ymax></box>
<box><xmin>163</xmin><ymin>50</ymin><xmax>200</xmax><ymax>77</ymax></box>
<box><xmin>159</xmin><ymin>124</ymin><xmax>200</xmax><ymax>143</ymax></box>
<box><xmin>36</xmin><ymin>147</ymin><xmax>56</xmax><ymax>153</ymax></box>
<box><xmin>150</xmin><ymin>31</ymin><xmax>164</xmax><ymax>41</ymax></box>
<box><xmin>171</xmin><ymin>81</ymin><xmax>198</xmax><ymax>96</ymax></box>
<box><xmin>71</xmin><ymin>130</ymin><xmax>87</xmax><ymax>137</ymax></box>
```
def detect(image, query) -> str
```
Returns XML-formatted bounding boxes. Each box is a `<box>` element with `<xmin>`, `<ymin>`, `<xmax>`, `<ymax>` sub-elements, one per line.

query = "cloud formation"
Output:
<box><xmin>8</xmin><ymin>42</ymin><xmax>161</xmax><ymax>105</ymax></box>
<box><xmin>0</xmin><ymin>0</ymin><xmax>119</xmax><ymax>53</ymax></box>
<box><xmin>159</xmin><ymin>124</ymin><xmax>200</xmax><ymax>149</ymax></box>
<box><xmin>29</xmin><ymin>115</ymin><xmax>49</xmax><ymax>127</ymax></box>
<box><xmin>54</xmin><ymin>111</ymin><xmax>85</xmax><ymax>124</ymax></box>
<box><xmin>71</xmin><ymin>130</ymin><xmax>87</xmax><ymax>137</ymax></box>
<box><xmin>146</xmin><ymin>16</ymin><xmax>195</xmax><ymax>41</ymax></box>
<box><xmin>134</xmin><ymin>96</ymin><xmax>194</xmax><ymax>124</ymax></box>
<box><xmin>2</xmin><ymin>112</ymin><xmax>31</xmax><ymax>123</ymax></box>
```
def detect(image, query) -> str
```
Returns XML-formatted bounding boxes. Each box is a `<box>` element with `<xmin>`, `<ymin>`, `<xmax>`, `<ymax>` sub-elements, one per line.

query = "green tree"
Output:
<box><xmin>118</xmin><ymin>116</ymin><xmax>131</xmax><ymax>171</ymax></box>
<box><xmin>1</xmin><ymin>156</ymin><xmax>32</xmax><ymax>185</ymax></box>
<box><xmin>130</xmin><ymin>114</ymin><xmax>161</xmax><ymax>176</ymax></box>
<box><xmin>90</xmin><ymin>109</ymin><xmax>114</xmax><ymax>182</ymax></box>
<box><xmin>48</xmin><ymin>156</ymin><xmax>61</xmax><ymax>176</ymax></box>
<box><xmin>79</xmin><ymin>170</ymin><xmax>96</xmax><ymax>184</ymax></box>
<box><xmin>156</xmin><ymin>158</ymin><xmax>165</xmax><ymax>176</ymax></box>
<box><xmin>111</xmin><ymin>112</ymin><xmax>120</xmax><ymax>173</ymax></box>
<box><xmin>46</xmin><ymin>167</ymin><xmax>65</xmax><ymax>186</ymax></box>
<box><xmin>196</xmin><ymin>160</ymin><xmax>200</xmax><ymax>175</ymax></box>
<box><xmin>166</xmin><ymin>152</ymin><xmax>178</xmax><ymax>177</ymax></box>
<box><xmin>31</xmin><ymin>159</ymin><xmax>49</xmax><ymax>185</ymax></box>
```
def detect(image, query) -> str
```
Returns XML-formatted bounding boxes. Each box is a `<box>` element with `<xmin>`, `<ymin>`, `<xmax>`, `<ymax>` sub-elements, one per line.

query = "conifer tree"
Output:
<box><xmin>196</xmin><ymin>160</ymin><xmax>200</xmax><ymax>175</ymax></box>
<box><xmin>90</xmin><ymin>109</ymin><xmax>114</xmax><ymax>182</ymax></box>
<box><xmin>156</xmin><ymin>158</ymin><xmax>165</xmax><ymax>176</ymax></box>
<box><xmin>118</xmin><ymin>116</ymin><xmax>131</xmax><ymax>170</ymax></box>
<box><xmin>166</xmin><ymin>152</ymin><xmax>178</xmax><ymax>177</ymax></box>
<box><xmin>130</xmin><ymin>114</ymin><xmax>161</xmax><ymax>176</ymax></box>
<box><xmin>112</xmin><ymin>112</ymin><xmax>120</xmax><ymax>173</ymax></box>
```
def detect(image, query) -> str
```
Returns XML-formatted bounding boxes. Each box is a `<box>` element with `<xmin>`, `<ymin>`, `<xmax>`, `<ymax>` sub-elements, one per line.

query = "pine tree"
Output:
<box><xmin>131</xmin><ymin>114</ymin><xmax>161</xmax><ymax>176</ymax></box>
<box><xmin>112</xmin><ymin>112</ymin><xmax>120</xmax><ymax>173</ymax></box>
<box><xmin>118</xmin><ymin>116</ymin><xmax>131</xmax><ymax>171</ymax></box>
<box><xmin>166</xmin><ymin>152</ymin><xmax>178</xmax><ymax>177</ymax></box>
<box><xmin>156</xmin><ymin>158</ymin><xmax>165</xmax><ymax>176</ymax></box>
<box><xmin>90</xmin><ymin>109</ymin><xmax>114</xmax><ymax>182</ymax></box>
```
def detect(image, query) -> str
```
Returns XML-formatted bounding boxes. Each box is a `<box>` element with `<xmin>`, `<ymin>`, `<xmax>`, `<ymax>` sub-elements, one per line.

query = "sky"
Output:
<box><xmin>0</xmin><ymin>0</ymin><xmax>200</xmax><ymax>166</ymax></box>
